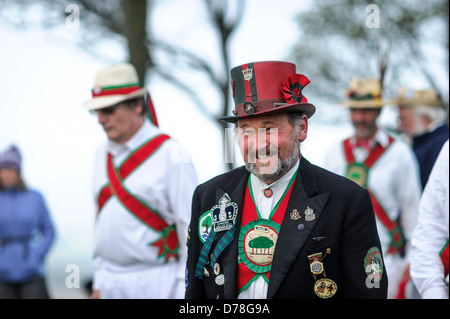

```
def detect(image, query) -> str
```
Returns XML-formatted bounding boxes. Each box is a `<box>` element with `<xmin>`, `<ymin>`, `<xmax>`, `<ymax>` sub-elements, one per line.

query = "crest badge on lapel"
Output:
<box><xmin>211</xmin><ymin>193</ymin><xmax>238</xmax><ymax>232</ymax></box>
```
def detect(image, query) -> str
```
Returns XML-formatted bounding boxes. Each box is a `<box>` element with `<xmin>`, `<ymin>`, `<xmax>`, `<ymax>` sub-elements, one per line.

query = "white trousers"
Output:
<box><xmin>95</xmin><ymin>261</ymin><xmax>184</xmax><ymax>299</ymax></box>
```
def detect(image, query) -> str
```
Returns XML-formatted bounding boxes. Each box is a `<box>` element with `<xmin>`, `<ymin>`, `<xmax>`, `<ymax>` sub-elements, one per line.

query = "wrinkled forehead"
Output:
<box><xmin>236</xmin><ymin>113</ymin><xmax>289</xmax><ymax>129</ymax></box>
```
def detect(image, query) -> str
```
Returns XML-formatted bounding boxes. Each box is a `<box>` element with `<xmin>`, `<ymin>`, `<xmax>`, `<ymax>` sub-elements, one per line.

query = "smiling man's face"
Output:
<box><xmin>236</xmin><ymin>112</ymin><xmax>307</xmax><ymax>184</ymax></box>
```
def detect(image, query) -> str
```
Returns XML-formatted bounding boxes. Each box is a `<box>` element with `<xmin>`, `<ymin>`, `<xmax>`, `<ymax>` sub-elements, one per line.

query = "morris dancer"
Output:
<box><xmin>83</xmin><ymin>63</ymin><xmax>197</xmax><ymax>299</ymax></box>
<box><xmin>323</xmin><ymin>77</ymin><xmax>421</xmax><ymax>298</ymax></box>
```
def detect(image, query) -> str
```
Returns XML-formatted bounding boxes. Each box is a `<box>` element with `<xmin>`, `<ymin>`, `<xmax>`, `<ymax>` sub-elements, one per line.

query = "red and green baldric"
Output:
<box><xmin>343</xmin><ymin>136</ymin><xmax>406</xmax><ymax>255</ymax></box>
<box><xmin>92</xmin><ymin>82</ymin><xmax>159</xmax><ymax>127</ymax></box>
<box><xmin>440</xmin><ymin>239</ymin><xmax>449</xmax><ymax>277</ymax></box>
<box><xmin>237</xmin><ymin>170</ymin><xmax>297</xmax><ymax>295</ymax></box>
<box><xmin>97</xmin><ymin>134</ymin><xmax>179</xmax><ymax>262</ymax></box>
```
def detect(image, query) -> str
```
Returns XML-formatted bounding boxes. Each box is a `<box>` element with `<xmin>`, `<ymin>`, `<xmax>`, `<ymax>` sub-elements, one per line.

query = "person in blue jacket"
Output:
<box><xmin>0</xmin><ymin>145</ymin><xmax>55</xmax><ymax>299</ymax></box>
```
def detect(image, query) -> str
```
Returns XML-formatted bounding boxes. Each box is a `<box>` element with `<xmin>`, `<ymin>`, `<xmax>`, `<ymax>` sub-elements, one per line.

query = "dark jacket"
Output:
<box><xmin>185</xmin><ymin>157</ymin><xmax>388</xmax><ymax>299</ymax></box>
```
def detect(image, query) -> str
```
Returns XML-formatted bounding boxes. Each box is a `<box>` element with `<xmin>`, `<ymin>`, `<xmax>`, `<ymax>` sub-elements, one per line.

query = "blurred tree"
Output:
<box><xmin>289</xmin><ymin>0</ymin><xmax>449</xmax><ymax>114</ymax></box>
<box><xmin>0</xmin><ymin>0</ymin><xmax>244</xmax><ymax>170</ymax></box>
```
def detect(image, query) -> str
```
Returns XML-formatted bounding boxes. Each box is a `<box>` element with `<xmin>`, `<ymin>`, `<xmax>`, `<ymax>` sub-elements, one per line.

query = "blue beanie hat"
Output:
<box><xmin>0</xmin><ymin>145</ymin><xmax>22</xmax><ymax>171</ymax></box>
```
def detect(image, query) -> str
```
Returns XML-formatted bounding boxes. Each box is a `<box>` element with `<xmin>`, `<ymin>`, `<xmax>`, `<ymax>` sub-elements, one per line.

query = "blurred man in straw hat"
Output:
<box><xmin>395</xmin><ymin>87</ymin><xmax>449</xmax><ymax>189</ymax></box>
<box><xmin>185</xmin><ymin>61</ymin><xmax>387</xmax><ymax>299</ymax></box>
<box><xmin>83</xmin><ymin>63</ymin><xmax>198</xmax><ymax>299</ymax></box>
<box><xmin>323</xmin><ymin>77</ymin><xmax>422</xmax><ymax>299</ymax></box>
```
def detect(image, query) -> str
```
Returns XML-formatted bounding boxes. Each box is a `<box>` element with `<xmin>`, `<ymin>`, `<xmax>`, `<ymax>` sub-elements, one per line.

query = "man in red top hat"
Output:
<box><xmin>185</xmin><ymin>61</ymin><xmax>387</xmax><ymax>299</ymax></box>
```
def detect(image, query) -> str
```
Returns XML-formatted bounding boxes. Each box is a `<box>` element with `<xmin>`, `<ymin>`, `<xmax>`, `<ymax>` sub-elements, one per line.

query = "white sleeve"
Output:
<box><xmin>411</xmin><ymin>140</ymin><xmax>449</xmax><ymax>299</ymax></box>
<box><xmin>165</xmin><ymin>141</ymin><xmax>198</xmax><ymax>298</ymax></box>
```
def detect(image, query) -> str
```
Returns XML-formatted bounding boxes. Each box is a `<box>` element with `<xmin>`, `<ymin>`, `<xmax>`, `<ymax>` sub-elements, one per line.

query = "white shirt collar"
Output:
<box><xmin>107</xmin><ymin>118</ymin><xmax>157</xmax><ymax>157</ymax></box>
<box><xmin>350</xmin><ymin>128</ymin><xmax>390</xmax><ymax>149</ymax></box>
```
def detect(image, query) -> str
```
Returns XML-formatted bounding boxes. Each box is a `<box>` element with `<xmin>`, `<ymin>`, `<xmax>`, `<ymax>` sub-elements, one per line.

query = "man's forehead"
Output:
<box><xmin>237</xmin><ymin>113</ymin><xmax>288</xmax><ymax>128</ymax></box>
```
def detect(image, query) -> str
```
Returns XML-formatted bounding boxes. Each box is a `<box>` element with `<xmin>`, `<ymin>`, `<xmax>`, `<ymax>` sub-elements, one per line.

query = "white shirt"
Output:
<box><xmin>323</xmin><ymin>129</ymin><xmax>421</xmax><ymax>298</ymax></box>
<box><xmin>92</xmin><ymin>118</ymin><xmax>198</xmax><ymax>298</ymax></box>
<box><xmin>238</xmin><ymin>160</ymin><xmax>299</xmax><ymax>299</ymax></box>
<box><xmin>411</xmin><ymin>140</ymin><xmax>449</xmax><ymax>299</ymax></box>
<box><xmin>324</xmin><ymin>129</ymin><xmax>421</xmax><ymax>254</ymax></box>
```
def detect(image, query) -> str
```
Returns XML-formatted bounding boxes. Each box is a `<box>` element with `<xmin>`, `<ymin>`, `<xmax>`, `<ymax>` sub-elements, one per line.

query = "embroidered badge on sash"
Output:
<box><xmin>364</xmin><ymin>246</ymin><xmax>384</xmax><ymax>283</ymax></box>
<box><xmin>346</xmin><ymin>163</ymin><xmax>369</xmax><ymax>188</ymax></box>
<box><xmin>211</xmin><ymin>193</ymin><xmax>238</xmax><ymax>233</ymax></box>
<box><xmin>238</xmin><ymin>219</ymin><xmax>280</xmax><ymax>274</ymax></box>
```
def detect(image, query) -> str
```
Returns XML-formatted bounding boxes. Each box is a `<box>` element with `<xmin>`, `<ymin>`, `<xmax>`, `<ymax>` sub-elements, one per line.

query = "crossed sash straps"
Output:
<box><xmin>343</xmin><ymin>136</ymin><xmax>406</xmax><ymax>256</ymax></box>
<box><xmin>97</xmin><ymin>134</ymin><xmax>179</xmax><ymax>262</ymax></box>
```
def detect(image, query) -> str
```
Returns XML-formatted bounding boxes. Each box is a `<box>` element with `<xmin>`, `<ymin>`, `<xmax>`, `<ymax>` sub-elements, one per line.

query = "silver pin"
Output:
<box><xmin>304</xmin><ymin>206</ymin><xmax>316</xmax><ymax>221</ymax></box>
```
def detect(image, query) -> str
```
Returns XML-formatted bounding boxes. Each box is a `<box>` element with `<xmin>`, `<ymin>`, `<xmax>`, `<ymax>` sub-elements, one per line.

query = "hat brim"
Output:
<box><xmin>82</xmin><ymin>88</ymin><xmax>148</xmax><ymax>111</ymax></box>
<box><xmin>339</xmin><ymin>99</ymin><xmax>388</xmax><ymax>108</ymax></box>
<box><xmin>219</xmin><ymin>102</ymin><xmax>316</xmax><ymax>123</ymax></box>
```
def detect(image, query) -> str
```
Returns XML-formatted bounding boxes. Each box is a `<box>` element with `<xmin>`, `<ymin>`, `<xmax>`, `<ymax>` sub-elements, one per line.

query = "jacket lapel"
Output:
<box><xmin>267</xmin><ymin>157</ymin><xmax>330</xmax><ymax>298</ymax></box>
<box><xmin>214</xmin><ymin>167</ymin><xmax>249</xmax><ymax>299</ymax></box>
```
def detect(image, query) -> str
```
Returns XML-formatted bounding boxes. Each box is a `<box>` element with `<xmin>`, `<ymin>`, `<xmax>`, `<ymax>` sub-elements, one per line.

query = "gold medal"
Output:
<box><xmin>314</xmin><ymin>278</ymin><xmax>337</xmax><ymax>299</ymax></box>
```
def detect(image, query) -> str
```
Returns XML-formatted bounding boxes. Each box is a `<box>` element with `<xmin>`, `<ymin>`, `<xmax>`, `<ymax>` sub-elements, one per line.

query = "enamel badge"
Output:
<box><xmin>314</xmin><ymin>278</ymin><xmax>337</xmax><ymax>299</ymax></box>
<box><xmin>307</xmin><ymin>252</ymin><xmax>326</xmax><ymax>279</ymax></box>
<box><xmin>211</xmin><ymin>193</ymin><xmax>238</xmax><ymax>233</ymax></box>
<box><xmin>290</xmin><ymin>209</ymin><xmax>301</xmax><ymax>220</ymax></box>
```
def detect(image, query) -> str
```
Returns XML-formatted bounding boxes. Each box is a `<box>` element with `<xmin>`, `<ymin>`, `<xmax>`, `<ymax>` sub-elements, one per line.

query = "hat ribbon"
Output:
<box><xmin>91</xmin><ymin>83</ymin><xmax>141</xmax><ymax>97</ymax></box>
<box><xmin>91</xmin><ymin>83</ymin><xmax>159</xmax><ymax>127</ymax></box>
<box><xmin>347</xmin><ymin>91</ymin><xmax>380</xmax><ymax>101</ymax></box>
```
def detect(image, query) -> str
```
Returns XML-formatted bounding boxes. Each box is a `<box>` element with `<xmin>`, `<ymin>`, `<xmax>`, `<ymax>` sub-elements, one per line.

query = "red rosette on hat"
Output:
<box><xmin>281</xmin><ymin>74</ymin><xmax>310</xmax><ymax>104</ymax></box>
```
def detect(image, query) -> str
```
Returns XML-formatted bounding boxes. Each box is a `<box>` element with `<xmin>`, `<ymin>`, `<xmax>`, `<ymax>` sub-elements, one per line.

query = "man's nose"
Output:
<box><xmin>97</xmin><ymin>111</ymin><xmax>107</xmax><ymax>124</ymax></box>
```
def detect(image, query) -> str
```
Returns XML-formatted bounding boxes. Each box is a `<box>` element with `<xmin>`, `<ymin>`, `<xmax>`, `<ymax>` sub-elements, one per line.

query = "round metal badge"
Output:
<box><xmin>314</xmin><ymin>278</ymin><xmax>337</xmax><ymax>299</ymax></box>
<box><xmin>310</xmin><ymin>260</ymin><xmax>324</xmax><ymax>275</ymax></box>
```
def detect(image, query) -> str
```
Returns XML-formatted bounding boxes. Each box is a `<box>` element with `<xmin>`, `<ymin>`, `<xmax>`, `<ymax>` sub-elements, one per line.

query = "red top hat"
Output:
<box><xmin>219</xmin><ymin>61</ymin><xmax>316</xmax><ymax>122</ymax></box>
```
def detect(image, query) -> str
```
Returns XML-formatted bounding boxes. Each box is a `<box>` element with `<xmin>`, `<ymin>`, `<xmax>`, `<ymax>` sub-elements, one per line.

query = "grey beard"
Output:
<box><xmin>245</xmin><ymin>146</ymin><xmax>299</xmax><ymax>183</ymax></box>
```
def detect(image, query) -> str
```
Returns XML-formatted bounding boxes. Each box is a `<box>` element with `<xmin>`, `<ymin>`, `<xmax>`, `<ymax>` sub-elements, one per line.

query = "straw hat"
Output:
<box><xmin>342</xmin><ymin>77</ymin><xmax>386</xmax><ymax>108</ymax></box>
<box><xmin>219</xmin><ymin>61</ymin><xmax>316</xmax><ymax>122</ymax></box>
<box><xmin>394</xmin><ymin>87</ymin><xmax>442</xmax><ymax>108</ymax></box>
<box><xmin>83</xmin><ymin>63</ymin><xmax>148</xmax><ymax>111</ymax></box>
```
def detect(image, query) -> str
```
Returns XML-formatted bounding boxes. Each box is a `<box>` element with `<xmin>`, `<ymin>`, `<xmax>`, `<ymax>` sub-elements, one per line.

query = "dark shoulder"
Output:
<box><xmin>196</xmin><ymin>166</ymin><xmax>248</xmax><ymax>192</ymax></box>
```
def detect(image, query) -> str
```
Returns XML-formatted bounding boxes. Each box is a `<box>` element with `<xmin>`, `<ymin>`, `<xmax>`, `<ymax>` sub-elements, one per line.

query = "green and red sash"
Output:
<box><xmin>343</xmin><ymin>136</ymin><xmax>405</xmax><ymax>255</ymax></box>
<box><xmin>237</xmin><ymin>170</ymin><xmax>297</xmax><ymax>295</ymax></box>
<box><xmin>98</xmin><ymin>134</ymin><xmax>179</xmax><ymax>262</ymax></box>
<box><xmin>440</xmin><ymin>239</ymin><xmax>449</xmax><ymax>277</ymax></box>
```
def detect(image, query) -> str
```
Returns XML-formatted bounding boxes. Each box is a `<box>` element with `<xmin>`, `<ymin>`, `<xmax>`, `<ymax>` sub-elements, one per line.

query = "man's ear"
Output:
<box><xmin>298</xmin><ymin>114</ymin><xmax>308</xmax><ymax>142</ymax></box>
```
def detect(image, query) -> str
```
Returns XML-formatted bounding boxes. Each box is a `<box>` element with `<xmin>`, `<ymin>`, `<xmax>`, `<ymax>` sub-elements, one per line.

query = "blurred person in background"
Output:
<box><xmin>83</xmin><ymin>63</ymin><xmax>197</xmax><ymax>299</ymax></box>
<box><xmin>323</xmin><ymin>77</ymin><xmax>422</xmax><ymax>299</ymax></box>
<box><xmin>0</xmin><ymin>145</ymin><xmax>55</xmax><ymax>299</ymax></box>
<box><xmin>411</xmin><ymin>140</ymin><xmax>449</xmax><ymax>299</ymax></box>
<box><xmin>395</xmin><ymin>87</ymin><xmax>449</xmax><ymax>189</ymax></box>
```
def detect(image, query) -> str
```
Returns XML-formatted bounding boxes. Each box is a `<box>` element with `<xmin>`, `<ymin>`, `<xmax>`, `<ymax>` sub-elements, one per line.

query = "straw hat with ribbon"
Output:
<box><xmin>83</xmin><ymin>63</ymin><xmax>159</xmax><ymax>126</ymax></box>
<box><xmin>219</xmin><ymin>61</ymin><xmax>316</xmax><ymax>123</ymax></box>
<box><xmin>393</xmin><ymin>87</ymin><xmax>442</xmax><ymax>108</ymax></box>
<box><xmin>341</xmin><ymin>77</ymin><xmax>387</xmax><ymax>108</ymax></box>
